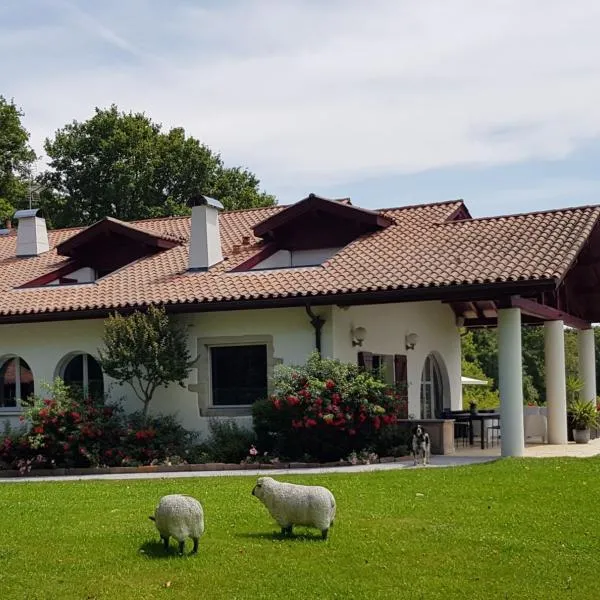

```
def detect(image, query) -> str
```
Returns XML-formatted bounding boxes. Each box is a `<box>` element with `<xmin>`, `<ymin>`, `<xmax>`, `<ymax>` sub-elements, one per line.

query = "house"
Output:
<box><xmin>0</xmin><ymin>193</ymin><xmax>598</xmax><ymax>457</ymax></box>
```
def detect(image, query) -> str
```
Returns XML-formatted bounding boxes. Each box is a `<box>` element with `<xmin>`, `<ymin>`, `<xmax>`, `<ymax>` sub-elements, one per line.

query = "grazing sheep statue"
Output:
<box><xmin>252</xmin><ymin>476</ymin><xmax>336</xmax><ymax>539</ymax></box>
<box><xmin>149</xmin><ymin>494</ymin><xmax>205</xmax><ymax>555</ymax></box>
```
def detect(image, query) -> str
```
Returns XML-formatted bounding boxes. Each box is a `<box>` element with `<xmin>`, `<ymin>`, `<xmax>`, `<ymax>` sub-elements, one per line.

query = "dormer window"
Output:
<box><xmin>250</xmin><ymin>247</ymin><xmax>343</xmax><ymax>270</ymax></box>
<box><xmin>19</xmin><ymin>217</ymin><xmax>182</xmax><ymax>289</ymax></box>
<box><xmin>232</xmin><ymin>194</ymin><xmax>393</xmax><ymax>272</ymax></box>
<box><xmin>47</xmin><ymin>267</ymin><xmax>96</xmax><ymax>286</ymax></box>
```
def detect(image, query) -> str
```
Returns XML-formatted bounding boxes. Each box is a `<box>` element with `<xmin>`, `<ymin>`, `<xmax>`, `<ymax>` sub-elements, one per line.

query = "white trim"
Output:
<box><xmin>420</xmin><ymin>354</ymin><xmax>444</xmax><ymax>419</ymax></box>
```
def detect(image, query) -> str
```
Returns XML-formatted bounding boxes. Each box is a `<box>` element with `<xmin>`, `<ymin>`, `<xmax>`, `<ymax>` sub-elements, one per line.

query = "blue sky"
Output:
<box><xmin>2</xmin><ymin>0</ymin><xmax>600</xmax><ymax>217</ymax></box>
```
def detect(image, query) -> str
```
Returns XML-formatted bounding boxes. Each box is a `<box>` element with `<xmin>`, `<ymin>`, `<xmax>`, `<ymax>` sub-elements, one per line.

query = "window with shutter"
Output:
<box><xmin>394</xmin><ymin>355</ymin><xmax>408</xmax><ymax>400</ymax></box>
<box><xmin>359</xmin><ymin>353</ymin><xmax>395</xmax><ymax>384</ymax></box>
<box><xmin>357</xmin><ymin>351</ymin><xmax>373</xmax><ymax>371</ymax></box>
<box><xmin>394</xmin><ymin>354</ymin><xmax>409</xmax><ymax>418</ymax></box>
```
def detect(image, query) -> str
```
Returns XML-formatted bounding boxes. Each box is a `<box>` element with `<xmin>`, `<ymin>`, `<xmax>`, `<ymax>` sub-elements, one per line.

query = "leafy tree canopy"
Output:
<box><xmin>0</xmin><ymin>96</ymin><xmax>36</xmax><ymax>222</ymax></box>
<box><xmin>40</xmin><ymin>105</ymin><xmax>275</xmax><ymax>228</ymax></box>
<box><xmin>98</xmin><ymin>305</ymin><xmax>194</xmax><ymax>418</ymax></box>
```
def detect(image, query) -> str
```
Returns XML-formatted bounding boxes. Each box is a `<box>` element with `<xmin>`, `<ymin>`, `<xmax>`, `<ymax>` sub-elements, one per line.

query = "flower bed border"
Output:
<box><xmin>0</xmin><ymin>455</ymin><xmax>411</xmax><ymax>478</ymax></box>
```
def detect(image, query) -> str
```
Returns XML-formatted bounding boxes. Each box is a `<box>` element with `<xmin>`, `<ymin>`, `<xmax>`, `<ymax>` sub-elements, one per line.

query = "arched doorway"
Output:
<box><xmin>420</xmin><ymin>353</ymin><xmax>445</xmax><ymax>419</ymax></box>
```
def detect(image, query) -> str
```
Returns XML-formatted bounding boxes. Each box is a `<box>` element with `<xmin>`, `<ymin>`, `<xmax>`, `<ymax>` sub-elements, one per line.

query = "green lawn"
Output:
<box><xmin>1</xmin><ymin>459</ymin><xmax>599</xmax><ymax>599</ymax></box>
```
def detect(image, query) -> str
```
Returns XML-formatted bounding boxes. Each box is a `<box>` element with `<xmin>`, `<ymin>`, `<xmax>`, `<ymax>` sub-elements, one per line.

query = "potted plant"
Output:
<box><xmin>566</xmin><ymin>376</ymin><xmax>584</xmax><ymax>442</ymax></box>
<box><xmin>568</xmin><ymin>399</ymin><xmax>599</xmax><ymax>444</ymax></box>
<box><xmin>469</xmin><ymin>401</ymin><xmax>478</xmax><ymax>415</ymax></box>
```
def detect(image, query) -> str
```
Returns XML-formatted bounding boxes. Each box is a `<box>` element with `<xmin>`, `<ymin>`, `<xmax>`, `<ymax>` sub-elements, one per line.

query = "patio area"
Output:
<box><xmin>452</xmin><ymin>436</ymin><xmax>600</xmax><ymax>458</ymax></box>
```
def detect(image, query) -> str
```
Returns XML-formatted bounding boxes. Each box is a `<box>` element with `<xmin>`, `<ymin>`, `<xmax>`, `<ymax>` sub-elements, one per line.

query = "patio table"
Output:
<box><xmin>453</xmin><ymin>412</ymin><xmax>501</xmax><ymax>449</ymax></box>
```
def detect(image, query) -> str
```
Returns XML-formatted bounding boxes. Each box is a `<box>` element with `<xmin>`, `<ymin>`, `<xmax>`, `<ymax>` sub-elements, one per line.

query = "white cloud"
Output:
<box><xmin>2</xmin><ymin>0</ymin><xmax>600</xmax><ymax>198</ymax></box>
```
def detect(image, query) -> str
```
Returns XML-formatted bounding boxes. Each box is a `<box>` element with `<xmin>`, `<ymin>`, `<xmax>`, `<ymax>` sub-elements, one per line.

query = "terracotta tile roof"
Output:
<box><xmin>0</xmin><ymin>199</ymin><xmax>599</xmax><ymax>320</ymax></box>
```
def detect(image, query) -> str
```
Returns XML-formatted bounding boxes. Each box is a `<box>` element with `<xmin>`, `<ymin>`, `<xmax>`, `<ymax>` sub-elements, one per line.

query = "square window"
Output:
<box><xmin>210</xmin><ymin>345</ymin><xmax>268</xmax><ymax>406</ymax></box>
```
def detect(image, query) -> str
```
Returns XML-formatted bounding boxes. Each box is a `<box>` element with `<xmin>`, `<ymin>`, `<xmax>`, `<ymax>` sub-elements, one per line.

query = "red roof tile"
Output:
<box><xmin>0</xmin><ymin>199</ymin><xmax>599</xmax><ymax>321</ymax></box>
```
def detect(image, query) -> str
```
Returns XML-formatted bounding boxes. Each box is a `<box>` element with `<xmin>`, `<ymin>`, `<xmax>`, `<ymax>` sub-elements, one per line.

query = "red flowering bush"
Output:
<box><xmin>253</xmin><ymin>353</ymin><xmax>407</xmax><ymax>461</ymax></box>
<box><xmin>0</xmin><ymin>379</ymin><xmax>124</xmax><ymax>470</ymax></box>
<box><xmin>0</xmin><ymin>379</ymin><xmax>198</xmax><ymax>472</ymax></box>
<box><xmin>119</xmin><ymin>412</ymin><xmax>198</xmax><ymax>466</ymax></box>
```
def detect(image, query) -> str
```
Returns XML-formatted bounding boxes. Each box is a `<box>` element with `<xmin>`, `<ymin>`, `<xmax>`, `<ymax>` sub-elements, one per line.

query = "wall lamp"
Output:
<box><xmin>351</xmin><ymin>326</ymin><xmax>367</xmax><ymax>347</ymax></box>
<box><xmin>405</xmin><ymin>332</ymin><xmax>418</xmax><ymax>351</ymax></box>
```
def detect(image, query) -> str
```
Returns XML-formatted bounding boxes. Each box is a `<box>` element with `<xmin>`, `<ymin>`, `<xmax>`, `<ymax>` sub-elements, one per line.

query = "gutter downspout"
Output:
<box><xmin>305</xmin><ymin>304</ymin><xmax>325</xmax><ymax>354</ymax></box>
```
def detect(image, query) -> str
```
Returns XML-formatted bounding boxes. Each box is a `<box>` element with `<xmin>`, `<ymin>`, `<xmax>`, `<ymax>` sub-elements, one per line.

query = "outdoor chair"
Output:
<box><xmin>454</xmin><ymin>420</ymin><xmax>471</xmax><ymax>447</ymax></box>
<box><xmin>443</xmin><ymin>410</ymin><xmax>471</xmax><ymax>448</ymax></box>
<box><xmin>480</xmin><ymin>409</ymin><xmax>501</xmax><ymax>448</ymax></box>
<box><xmin>524</xmin><ymin>406</ymin><xmax>547</xmax><ymax>443</ymax></box>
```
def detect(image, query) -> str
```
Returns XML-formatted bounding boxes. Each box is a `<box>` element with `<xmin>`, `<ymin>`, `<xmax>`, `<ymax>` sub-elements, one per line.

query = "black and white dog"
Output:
<box><xmin>411</xmin><ymin>424</ymin><xmax>431</xmax><ymax>466</ymax></box>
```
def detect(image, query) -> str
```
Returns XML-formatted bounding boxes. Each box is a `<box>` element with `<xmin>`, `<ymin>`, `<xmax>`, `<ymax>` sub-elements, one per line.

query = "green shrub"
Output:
<box><xmin>369</xmin><ymin>423</ymin><xmax>412</xmax><ymax>458</ymax></box>
<box><xmin>120</xmin><ymin>412</ymin><xmax>199</xmax><ymax>467</ymax></box>
<box><xmin>202</xmin><ymin>419</ymin><xmax>256</xmax><ymax>464</ymax></box>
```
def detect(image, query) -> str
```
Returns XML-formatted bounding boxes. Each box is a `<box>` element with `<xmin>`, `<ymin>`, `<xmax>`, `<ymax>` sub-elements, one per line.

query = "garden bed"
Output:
<box><xmin>0</xmin><ymin>455</ymin><xmax>411</xmax><ymax>478</ymax></box>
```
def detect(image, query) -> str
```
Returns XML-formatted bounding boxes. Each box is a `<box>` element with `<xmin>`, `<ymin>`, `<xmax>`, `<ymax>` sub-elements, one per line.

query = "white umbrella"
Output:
<box><xmin>461</xmin><ymin>375</ymin><xmax>488</xmax><ymax>386</ymax></box>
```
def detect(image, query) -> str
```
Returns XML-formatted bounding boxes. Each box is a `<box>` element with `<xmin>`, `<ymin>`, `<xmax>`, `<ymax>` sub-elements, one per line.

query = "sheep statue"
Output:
<box><xmin>252</xmin><ymin>476</ymin><xmax>336</xmax><ymax>539</ymax></box>
<box><xmin>149</xmin><ymin>494</ymin><xmax>205</xmax><ymax>555</ymax></box>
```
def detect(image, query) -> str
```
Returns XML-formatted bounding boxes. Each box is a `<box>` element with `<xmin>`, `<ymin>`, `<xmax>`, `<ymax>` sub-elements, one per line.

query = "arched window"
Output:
<box><xmin>420</xmin><ymin>353</ymin><xmax>444</xmax><ymax>419</ymax></box>
<box><xmin>0</xmin><ymin>356</ymin><xmax>34</xmax><ymax>409</ymax></box>
<box><xmin>60</xmin><ymin>353</ymin><xmax>104</xmax><ymax>398</ymax></box>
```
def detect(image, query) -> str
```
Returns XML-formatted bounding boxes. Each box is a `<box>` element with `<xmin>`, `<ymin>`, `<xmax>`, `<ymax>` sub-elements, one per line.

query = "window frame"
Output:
<box><xmin>0</xmin><ymin>356</ymin><xmax>34</xmax><ymax>413</ymax></box>
<box><xmin>358</xmin><ymin>351</ymin><xmax>395</xmax><ymax>385</ymax></box>
<box><xmin>208</xmin><ymin>343</ymin><xmax>269</xmax><ymax>408</ymax></box>
<box><xmin>420</xmin><ymin>354</ymin><xmax>444</xmax><ymax>419</ymax></box>
<box><xmin>59</xmin><ymin>352</ymin><xmax>104</xmax><ymax>398</ymax></box>
<box><xmin>189</xmin><ymin>335</ymin><xmax>277</xmax><ymax>418</ymax></box>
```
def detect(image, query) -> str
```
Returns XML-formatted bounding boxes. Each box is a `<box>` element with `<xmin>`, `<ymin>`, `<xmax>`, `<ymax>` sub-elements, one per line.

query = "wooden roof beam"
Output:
<box><xmin>510</xmin><ymin>296</ymin><xmax>591</xmax><ymax>330</ymax></box>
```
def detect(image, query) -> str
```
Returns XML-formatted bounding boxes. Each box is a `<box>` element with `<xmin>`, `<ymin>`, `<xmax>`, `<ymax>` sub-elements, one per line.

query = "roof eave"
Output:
<box><xmin>0</xmin><ymin>278</ymin><xmax>557</xmax><ymax>325</ymax></box>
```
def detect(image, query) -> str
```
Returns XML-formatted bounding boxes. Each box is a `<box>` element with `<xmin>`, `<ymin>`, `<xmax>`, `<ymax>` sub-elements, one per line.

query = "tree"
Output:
<box><xmin>40</xmin><ymin>105</ymin><xmax>275</xmax><ymax>228</ymax></box>
<box><xmin>461</xmin><ymin>358</ymin><xmax>499</xmax><ymax>410</ymax></box>
<box><xmin>0</xmin><ymin>96</ymin><xmax>36</xmax><ymax>222</ymax></box>
<box><xmin>98</xmin><ymin>305</ymin><xmax>193</xmax><ymax>418</ymax></box>
<box><xmin>462</xmin><ymin>327</ymin><xmax>540</xmax><ymax>405</ymax></box>
<box><xmin>463</xmin><ymin>324</ymin><xmax>590</xmax><ymax>406</ymax></box>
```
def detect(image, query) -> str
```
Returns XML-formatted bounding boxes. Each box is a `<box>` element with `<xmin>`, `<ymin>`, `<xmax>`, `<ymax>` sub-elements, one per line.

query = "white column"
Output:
<box><xmin>498</xmin><ymin>308</ymin><xmax>525</xmax><ymax>457</ymax></box>
<box><xmin>578</xmin><ymin>328</ymin><xmax>596</xmax><ymax>404</ymax></box>
<box><xmin>544</xmin><ymin>320</ymin><xmax>568</xmax><ymax>444</ymax></box>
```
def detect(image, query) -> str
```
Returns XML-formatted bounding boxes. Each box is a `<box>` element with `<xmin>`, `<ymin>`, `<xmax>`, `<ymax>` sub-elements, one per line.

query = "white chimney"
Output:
<box><xmin>188</xmin><ymin>195</ymin><xmax>224</xmax><ymax>271</ymax></box>
<box><xmin>14</xmin><ymin>209</ymin><xmax>49</xmax><ymax>257</ymax></box>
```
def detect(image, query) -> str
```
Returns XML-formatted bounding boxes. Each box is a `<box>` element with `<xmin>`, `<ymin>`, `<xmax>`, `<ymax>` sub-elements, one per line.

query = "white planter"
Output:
<box><xmin>572</xmin><ymin>429</ymin><xmax>590</xmax><ymax>444</ymax></box>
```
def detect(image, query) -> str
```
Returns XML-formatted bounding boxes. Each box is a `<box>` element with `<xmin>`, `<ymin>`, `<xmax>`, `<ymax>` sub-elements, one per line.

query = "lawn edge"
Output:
<box><xmin>0</xmin><ymin>455</ymin><xmax>414</xmax><ymax>479</ymax></box>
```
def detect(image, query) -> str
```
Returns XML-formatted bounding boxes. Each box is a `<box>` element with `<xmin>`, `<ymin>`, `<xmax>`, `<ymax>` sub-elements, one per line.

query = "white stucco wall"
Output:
<box><xmin>150</xmin><ymin>306</ymin><xmax>332</xmax><ymax>437</ymax></box>
<box><xmin>0</xmin><ymin>319</ymin><xmax>114</xmax><ymax>430</ymax></box>
<box><xmin>330</xmin><ymin>302</ymin><xmax>462</xmax><ymax>417</ymax></box>
<box><xmin>252</xmin><ymin>248</ymin><xmax>342</xmax><ymax>269</ymax></box>
<box><xmin>0</xmin><ymin>300</ymin><xmax>461</xmax><ymax>435</ymax></box>
<box><xmin>0</xmin><ymin>307</ymin><xmax>331</xmax><ymax>437</ymax></box>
